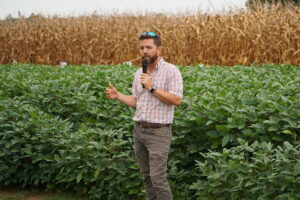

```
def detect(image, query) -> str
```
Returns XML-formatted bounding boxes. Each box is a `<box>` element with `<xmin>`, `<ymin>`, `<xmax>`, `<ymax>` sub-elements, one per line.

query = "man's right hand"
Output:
<box><xmin>106</xmin><ymin>83</ymin><xmax>118</xmax><ymax>99</ymax></box>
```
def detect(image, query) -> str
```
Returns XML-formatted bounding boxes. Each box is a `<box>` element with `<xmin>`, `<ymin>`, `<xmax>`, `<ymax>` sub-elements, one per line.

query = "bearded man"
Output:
<box><xmin>106</xmin><ymin>32</ymin><xmax>183</xmax><ymax>200</ymax></box>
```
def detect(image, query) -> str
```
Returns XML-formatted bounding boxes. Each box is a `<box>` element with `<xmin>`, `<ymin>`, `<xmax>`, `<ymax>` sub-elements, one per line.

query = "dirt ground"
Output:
<box><xmin>0</xmin><ymin>188</ymin><xmax>51</xmax><ymax>200</ymax></box>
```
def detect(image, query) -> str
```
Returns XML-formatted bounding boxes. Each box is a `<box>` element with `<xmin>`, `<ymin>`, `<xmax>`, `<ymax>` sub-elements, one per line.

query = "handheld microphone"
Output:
<box><xmin>142</xmin><ymin>59</ymin><xmax>149</xmax><ymax>88</ymax></box>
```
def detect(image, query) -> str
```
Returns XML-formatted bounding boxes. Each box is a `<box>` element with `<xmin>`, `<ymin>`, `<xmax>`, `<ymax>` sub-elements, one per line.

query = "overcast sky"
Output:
<box><xmin>0</xmin><ymin>0</ymin><xmax>247</xmax><ymax>19</ymax></box>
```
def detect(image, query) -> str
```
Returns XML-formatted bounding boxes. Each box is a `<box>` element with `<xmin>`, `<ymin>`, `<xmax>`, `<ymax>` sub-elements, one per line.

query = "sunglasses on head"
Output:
<box><xmin>140</xmin><ymin>32</ymin><xmax>158</xmax><ymax>37</ymax></box>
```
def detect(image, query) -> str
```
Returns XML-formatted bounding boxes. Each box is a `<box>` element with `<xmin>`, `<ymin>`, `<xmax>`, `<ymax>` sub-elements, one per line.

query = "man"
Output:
<box><xmin>106</xmin><ymin>32</ymin><xmax>183</xmax><ymax>200</ymax></box>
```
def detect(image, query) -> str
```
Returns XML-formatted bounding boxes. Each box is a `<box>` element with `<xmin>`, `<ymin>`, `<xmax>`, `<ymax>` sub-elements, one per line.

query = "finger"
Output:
<box><xmin>141</xmin><ymin>77</ymin><xmax>149</xmax><ymax>82</ymax></box>
<box><xmin>109</xmin><ymin>83</ymin><xmax>114</xmax><ymax>89</ymax></box>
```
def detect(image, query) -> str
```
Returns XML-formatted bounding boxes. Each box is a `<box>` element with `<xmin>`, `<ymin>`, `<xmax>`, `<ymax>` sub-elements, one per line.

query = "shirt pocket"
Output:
<box><xmin>152</xmin><ymin>76</ymin><xmax>168</xmax><ymax>91</ymax></box>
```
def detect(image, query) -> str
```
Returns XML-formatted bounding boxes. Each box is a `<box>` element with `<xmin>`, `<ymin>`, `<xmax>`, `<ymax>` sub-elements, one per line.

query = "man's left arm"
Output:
<box><xmin>141</xmin><ymin>67</ymin><xmax>183</xmax><ymax>106</ymax></box>
<box><xmin>151</xmin><ymin>88</ymin><xmax>182</xmax><ymax>106</ymax></box>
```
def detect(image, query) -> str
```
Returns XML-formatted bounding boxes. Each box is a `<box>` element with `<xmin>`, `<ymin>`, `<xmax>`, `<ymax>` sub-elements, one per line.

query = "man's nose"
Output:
<box><xmin>141</xmin><ymin>48</ymin><xmax>148</xmax><ymax>54</ymax></box>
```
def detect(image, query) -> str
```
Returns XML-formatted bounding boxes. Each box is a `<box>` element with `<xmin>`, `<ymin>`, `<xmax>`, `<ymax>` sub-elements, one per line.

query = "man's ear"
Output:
<box><xmin>157</xmin><ymin>46</ymin><xmax>163</xmax><ymax>55</ymax></box>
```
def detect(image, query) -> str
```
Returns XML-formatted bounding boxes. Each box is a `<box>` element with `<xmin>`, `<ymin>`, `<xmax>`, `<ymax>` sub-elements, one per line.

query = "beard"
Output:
<box><xmin>142</xmin><ymin>54</ymin><xmax>158</xmax><ymax>64</ymax></box>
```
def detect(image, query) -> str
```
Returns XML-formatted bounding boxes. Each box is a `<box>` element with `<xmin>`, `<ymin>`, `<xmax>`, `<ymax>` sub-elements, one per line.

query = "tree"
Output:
<box><xmin>246</xmin><ymin>0</ymin><xmax>300</xmax><ymax>9</ymax></box>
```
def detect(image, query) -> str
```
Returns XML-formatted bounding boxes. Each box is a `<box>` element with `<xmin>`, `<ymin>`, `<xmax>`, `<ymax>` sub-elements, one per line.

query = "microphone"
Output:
<box><xmin>142</xmin><ymin>59</ymin><xmax>149</xmax><ymax>88</ymax></box>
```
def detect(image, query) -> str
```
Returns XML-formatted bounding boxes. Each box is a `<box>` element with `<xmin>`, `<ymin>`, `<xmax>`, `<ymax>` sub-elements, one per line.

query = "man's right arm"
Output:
<box><xmin>116</xmin><ymin>92</ymin><xmax>137</xmax><ymax>108</ymax></box>
<box><xmin>106</xmin><ymin>83</ymin><xmax>137</xmax><ymax>108</ymax></box>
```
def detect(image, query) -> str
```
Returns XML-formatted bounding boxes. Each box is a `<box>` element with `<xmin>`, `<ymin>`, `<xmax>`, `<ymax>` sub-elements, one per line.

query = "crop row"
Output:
<box><xmin>0</xmin><ymin>64</ymin><xmax>300</xmax><ymax>199</ymax></box>
<box><xmin>1</xmin><ymin>5</ymin><xmax>300</xmax><ymax>66</ymax></box>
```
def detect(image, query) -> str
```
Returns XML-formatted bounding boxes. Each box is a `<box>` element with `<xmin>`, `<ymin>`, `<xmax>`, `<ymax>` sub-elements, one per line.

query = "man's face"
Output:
<box><xmin>139</xmin><ymin>39</ymin><xmax>162</xmax><ymax>64</ymax></box>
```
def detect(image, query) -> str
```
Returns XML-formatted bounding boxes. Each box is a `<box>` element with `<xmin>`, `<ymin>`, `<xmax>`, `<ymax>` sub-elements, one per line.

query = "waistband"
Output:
<box><xmin>136</xmin><ymin>121</ymin><xmax>170</xmax><ymax>129</ymax></box>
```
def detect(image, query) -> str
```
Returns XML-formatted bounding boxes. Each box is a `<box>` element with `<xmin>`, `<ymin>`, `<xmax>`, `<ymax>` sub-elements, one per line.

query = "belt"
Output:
<box><xmin>136</xmin><ymin>121</ymin><xmax>170</xmax><ymax>129</ymax></box>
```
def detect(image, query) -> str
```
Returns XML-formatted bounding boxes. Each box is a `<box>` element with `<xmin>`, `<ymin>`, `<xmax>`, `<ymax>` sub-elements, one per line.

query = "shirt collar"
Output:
<box><xmin>155</xmin><ymin>57</ymin><xmax>164</xmax><ymax>71</ymax></box>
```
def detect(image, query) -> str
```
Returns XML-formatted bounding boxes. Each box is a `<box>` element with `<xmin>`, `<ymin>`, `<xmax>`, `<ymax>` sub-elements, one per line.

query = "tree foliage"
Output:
<box><xmin>246</xmin><ymin>0</ymin><xmax>300</xmax><ymax>8</ymax></box>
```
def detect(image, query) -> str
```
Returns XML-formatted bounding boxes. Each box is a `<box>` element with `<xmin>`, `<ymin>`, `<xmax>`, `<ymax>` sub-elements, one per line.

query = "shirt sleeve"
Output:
<box><xmin>168</xmin><ymin>67</ymin><xmax>183</xmax><ymax>98</ymax></box>
<box><xmin>132</xmin><ymin>70</ymin><xmax>139</xmax><ymax>99</ymax></box>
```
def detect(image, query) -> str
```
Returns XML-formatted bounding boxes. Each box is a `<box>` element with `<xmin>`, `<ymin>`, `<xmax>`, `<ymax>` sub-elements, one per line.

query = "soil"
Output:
<box><xmin>0</xmin><ymin>188</ymin><xmax>51</xmax><ymax>200</ymax></box>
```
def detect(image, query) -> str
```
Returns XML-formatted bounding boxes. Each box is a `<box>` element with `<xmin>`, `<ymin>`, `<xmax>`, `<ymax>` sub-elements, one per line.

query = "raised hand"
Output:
<box><xmin>106</xmin><ymin>83</ymin><xmax>118</xmax><ymax>99</ymax></box>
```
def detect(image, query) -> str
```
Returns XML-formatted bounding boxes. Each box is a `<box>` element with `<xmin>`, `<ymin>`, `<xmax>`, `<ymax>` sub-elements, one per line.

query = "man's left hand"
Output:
<box><xmin>141</xmin><ymin>73</ymin><xmax>152</xmax><ymax>90</ymax></box>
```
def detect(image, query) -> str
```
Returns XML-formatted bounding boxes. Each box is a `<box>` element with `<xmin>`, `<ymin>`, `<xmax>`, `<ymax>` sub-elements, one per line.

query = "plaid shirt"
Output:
<box><xmin>132</xmin><ymin>58</ymin><xmax>183</xmax><ymax>124</ymax></box>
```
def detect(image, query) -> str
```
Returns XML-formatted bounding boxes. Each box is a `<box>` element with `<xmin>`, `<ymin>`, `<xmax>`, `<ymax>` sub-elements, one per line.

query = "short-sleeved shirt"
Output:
<box><xmin>132</xmin><ymin>58</ymin><xmax>183</xmax><ymax>124</ymax></box>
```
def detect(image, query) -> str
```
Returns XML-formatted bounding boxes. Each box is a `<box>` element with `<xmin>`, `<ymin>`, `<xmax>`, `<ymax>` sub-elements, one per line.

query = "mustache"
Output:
<box><xmin>142</xmin><ymin>55</ymin><xmax>157</xmax><ymax>62</ymax></box>
<box><xmin>142</xmin><ymin>55</ymin><xmax>150</xmax><ymax>59</ymax></box>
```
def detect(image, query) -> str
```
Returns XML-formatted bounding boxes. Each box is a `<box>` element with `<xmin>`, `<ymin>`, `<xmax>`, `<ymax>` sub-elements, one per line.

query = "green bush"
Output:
<box><xmin>191</xmin><ymin>141</ymin><xmax>300</xmax><ymax>200</ymax></box>
<box><xmin>172</xmin><ymin>65</ymin><xmax>300</xmax><ymax>166</ymax></box>
<box><xmin>0</xmin><ymin>65</ymin><xmax>143</xmax><ymax>199</ymax></box>
<box><xmin>0</xmin><ymin>64</ymin><xmax>300</xmax><ymax>199</ymax></box>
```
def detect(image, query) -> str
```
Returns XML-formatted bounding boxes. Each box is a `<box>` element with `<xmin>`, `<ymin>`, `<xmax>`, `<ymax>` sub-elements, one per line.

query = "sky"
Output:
<box><xmin>0</xmin><ymin>0</ymin><xmax>247</xmax><ymax>19</ymax></box>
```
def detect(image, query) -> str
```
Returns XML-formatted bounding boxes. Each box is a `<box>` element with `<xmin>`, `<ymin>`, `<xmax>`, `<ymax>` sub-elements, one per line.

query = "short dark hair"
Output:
<box><xmin>139</xmin><ymin>32</ymin><xmax>162</xmax><ymax>47</ymax></box>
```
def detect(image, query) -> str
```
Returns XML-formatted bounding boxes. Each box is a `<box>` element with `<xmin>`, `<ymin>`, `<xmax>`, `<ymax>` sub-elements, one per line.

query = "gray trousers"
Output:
<box><xmin>133</xmin><ymin>122</ymin><xmax>173</xmax><ymax>200</ymax></box>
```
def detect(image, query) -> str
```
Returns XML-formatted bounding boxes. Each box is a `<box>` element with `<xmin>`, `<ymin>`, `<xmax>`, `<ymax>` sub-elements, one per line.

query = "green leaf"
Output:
<box><xmin>237</xmin><ymin>138</ymin><xmax>246</xmax><ymax>145</ymax></box>
<box><xmin>76</xmin><ymin>173</ymin><xmax>82</xmax><ymax>183</ymax></box>
<box><xmin>272</xmin><ymin>136</ymin><xmax>283</xmax><ymax>141</ymax></box>
<box><xmin>242</xmin><ymin>129</ymin><xmax>255</xmax><ymax>137</ymax></box>
<box><xmin>188</xmin><ymin>144</ymin><xmax>198</xmax><ymax>153</ymax></box>
<box><xmin>94</xmin><ymin>170</ymin><xmax>100</xmax><ymax>179</ymax></box>
<box><xmin>222</xmin><ymin>135</ymin><xmax>230</xmax><ymax>147</ymax></box>
<box><xmin>282</xmin><ymin>130</ymin><xmax>293</xmax><ymax>135</ymax></box>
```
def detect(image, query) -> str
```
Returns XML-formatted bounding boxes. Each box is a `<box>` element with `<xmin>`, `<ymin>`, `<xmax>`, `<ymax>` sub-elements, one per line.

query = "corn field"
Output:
<box><xmin>0</xmin><ymin>5</ymin><xmax>299</xmax><ymax>66</ymax></box>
